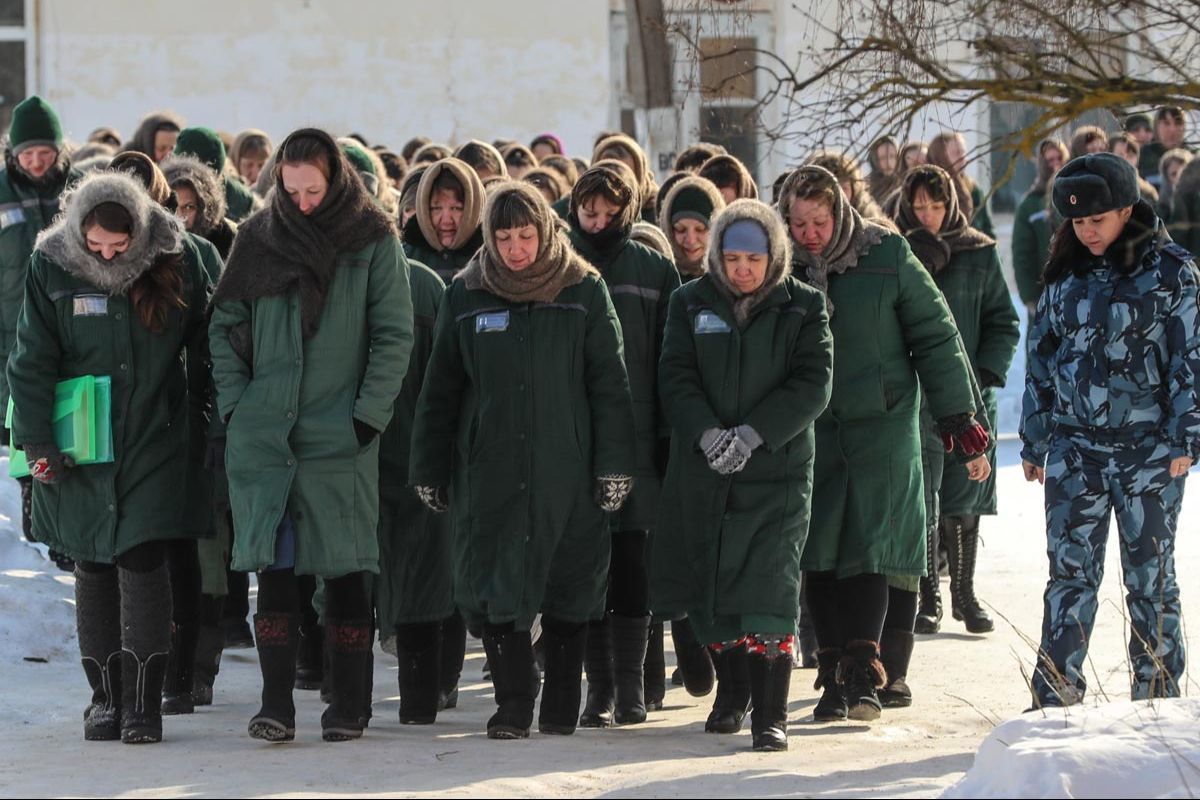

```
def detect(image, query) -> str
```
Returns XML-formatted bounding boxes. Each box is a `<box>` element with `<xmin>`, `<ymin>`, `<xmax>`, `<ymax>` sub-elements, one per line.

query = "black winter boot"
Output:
<box><xmin>538</xmin><ymin>617</ymin><xmax>587</xmax><ymax>735</ymax></box>
<box><xmin>118</xmin><ymin>564</ymin><xmax>172</xmax><ymax>744</ymax></box>
<box><xmin>611</xmin><ymin>615</ymin><xmax>650</xmax><ymax>725</ymax></box>
<box><xmin>321</xmin><ymin>619</ymin><xmax>373</xmax><ymax>741</ymax></box>
<box><xmin>915</xmin><ymin>522</ymin><xmax>942</xmax><ymax>634</ymax></box>
<box><xmin>878</xmin><ymin>628</ymin><xmax>915</xmax><ymax>708</ymax></box>
<box><xmin>482</xmin><ymin>624</ymin><xmax>538</xmax><ymax>739</ymax></box>
<box><xmin>395</xmin><ymin>621</ymin><xmax>441</xmax><ymax>725</ymax></box>
<box><xmin>812</xmin><ymin>648</ymin><xmax>847</xmax><ymax>722</ymax></box>
<box><xmin>295</xmin><ymin>622</ymin><xmax>325</xmax><ymax>690</ymax></box>
<box><xmin>578</xmin><ymin>617</ymin><xmax>614</xmax><ymax>728</ymax></box>
<box><xmin>192</xmin><ymin>624</ymin><xmax>223</xmax><ymax>706</ymax></box>
<box><xmin>670</xmin><ymin>617</ymin><xmax>715</xmax><ymax>697</ymax></box>
<box><xmin>839</xmin><ymin>640</ymin><xmax>887</xmax><ymax>722</ymax></box>
<box><xmin>748</xmin><ymin>645</ymin><xmax>792</xmax><ymax>751</ymax></box>
<box><xmin>643</xmin><ymin>621</ymin><xmax>666</xmax><ymax>711</ymax></box>
<box><xmin>75</xmin><ymin>568</ymin><xmax>122</xmax><ymax>741</ymax></box>
<box><xmin>944</xmin><ymin>516</ymin><xmax>994</xmax><ymax>633</ymax></box>
<box><xmin>705</xmin><ymin>644</ymin><xmax>751</xmax><ymax>734</ymax></box>
<box><xmin>438</xmin><ymin>611</ymin><xmax>466</xmax><ymax>711</ymax></box>
<box><xmin>161</xmin><ymin>623</ymin><xmax>198</xmax><ymax>715</ymax></box>
<box><xmin>248</xmin><ymin>612</ymin><xmax>299</xmax><ymax>742</ymax></box>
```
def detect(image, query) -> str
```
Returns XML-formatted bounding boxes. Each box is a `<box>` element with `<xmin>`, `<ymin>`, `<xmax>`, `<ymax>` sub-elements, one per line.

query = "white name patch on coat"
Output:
<box><xmin>476</xmin><ymin>310</ymin><xmax>510</xmax><ymax>333</ymax></box>
<box><xmin>73</xmin><ymin>294</ymin><xmax>108</xmax><ymax>317</ymax></box>
<box><xmin>0</xmin><ymin>207</ymin><xmax>25</xmax><ymax>229</ymax></box>
<box><xmin>694</xmin><ymin>310</ymin><xmax>730</xmax><ymax>334</ymax></box>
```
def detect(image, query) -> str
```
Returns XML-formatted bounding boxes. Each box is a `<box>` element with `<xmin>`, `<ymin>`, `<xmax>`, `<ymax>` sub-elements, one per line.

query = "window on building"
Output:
<box><xmin>0</xmin><ymin>0</ymin><xmax>28</xmax><ymax>134</ymax></box>
<box><xmin>698</xmin><ymin>37</ymin><xmax>758</xmax><ymax>182</ymax></box>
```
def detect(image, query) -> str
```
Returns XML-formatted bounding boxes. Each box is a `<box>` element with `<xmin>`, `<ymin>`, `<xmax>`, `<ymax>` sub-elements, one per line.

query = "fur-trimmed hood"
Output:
<box><xmin>705</xmin><ymin>199</ymin><xmax>792</xmax><ymax>324</ymax></box>
<box><xmin>592</xmin><ymin>133</ymin><xmax>658</xmax><ymax>207</ymax></box>
<box><xmin>630</xmin><ymin>221</ymin><xmax>674</xmax><ymax>264</ymax></box>
<box><xmin>699</xmin><ymin>154</ymin><xmax>759</xmax><ymax>201</ymax></box>
<box><xmin>415</xmin><ymin>157</ymin><xmax>485</xmax><ymax>253</ymax></box>
<box><xmin>160</xmin><ymin>153</ymin><xmax>226</xmax><ymax>237</ymax></box>
<box><xmin>657</xmin><ymin>174</ymin><xmax>726</xmax><ymax>274</ymax></box>
<box><xmin>36</xmin><ymin>171</ymin><xmax>184</xmax><ymax>295</ymax></box>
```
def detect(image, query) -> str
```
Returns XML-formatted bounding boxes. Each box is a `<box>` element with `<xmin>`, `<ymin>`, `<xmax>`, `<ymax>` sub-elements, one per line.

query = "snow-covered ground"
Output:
<box><xmin>0</xmin><ymin>441</ymin><xmax>1197</xmax><ymax>798</ymax></box>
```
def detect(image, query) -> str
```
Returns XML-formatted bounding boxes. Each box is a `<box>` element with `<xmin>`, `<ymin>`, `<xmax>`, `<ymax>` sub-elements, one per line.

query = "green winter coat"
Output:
<box><xmin>409</xmin><ymin>273</ymin><xmax>637</xmax><ymax>630</ymax></box>
<box><xmin>1012</xmin><ymin>189</ymin><xmax>1055</xmax><ymax>306</ymax></box>
<box><xmin>652</xmin><ymin>273</ymin><xmax>833</xmax><ymax>641</ymax></box>
<box><xmin>969</xmin><ymin>183</ymin><xmax>995</xmax><ymax>241</ymax></box>
<box><xmin>801</xmin><ymin>233</ymin><xmax>976</xmax><ymax>578</ymax></box>
<box><xmin>8</xmin><ymin>240</ymin><xmax>212</xmax><ymax>564</ymax></box>
<box><xmin>375</xmin><ymin>260</ymin><xmax>453</xmax><ymax>629</ymax></box>
<box><xmin>223</xmin><ymin>176</ymin><xmax>258</xmax><ymax>223</ymax></box>
<box><xmin>0</xmin><ymin>164</ymin><xmax>76</xmax><ymax>415</ymax></box>
<box><xmin>568</xmin><ymin>226</ymin><xmax>681</xmax><ymax>532</ymax></box>
<box><xmin>931</xmin><ymin>244</ymin><xmax>1019</xmax><ymax>516</ymax></box>
<box><xmin>210</xmin><ymin>235</ymin><xmax>413</xmax><ymax>577</ymax></box>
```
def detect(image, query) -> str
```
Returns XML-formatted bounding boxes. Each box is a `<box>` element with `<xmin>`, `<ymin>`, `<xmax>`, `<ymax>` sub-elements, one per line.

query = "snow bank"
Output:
<box><xmin>943</xmin><ymin>698</ymin><xmax>1200</xmax><ymax>799</ymax></box>
<box><xmin>0</xmin><ymin>454</ymin><xmax>77</xmax><ymax>664</ymax></box>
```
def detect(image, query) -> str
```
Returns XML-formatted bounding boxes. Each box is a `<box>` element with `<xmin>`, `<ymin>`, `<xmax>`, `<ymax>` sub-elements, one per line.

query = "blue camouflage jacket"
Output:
<box><xmin>1021</xmin><ymin>212</ymin><xmax>1200</xmax><ymax>463</ymax></box>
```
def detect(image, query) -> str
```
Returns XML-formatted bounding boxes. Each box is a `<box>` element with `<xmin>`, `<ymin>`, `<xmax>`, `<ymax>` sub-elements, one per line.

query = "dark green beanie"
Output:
<box><xmin>9</xmin><ymin>95</ymin><xmax>63</xmax><ymax>154</ymax></box>
<box><xmin>340</xmin><ymin>142</ymin><xmax>379</xmax><ymax>193</ymax></box>
<box><xmin>670</xmin><ymin>185</ymin><xmax>715</xmax><ymax>224</ymax></box>
<box><xmin>1053</xmin><ymin>153</ymin><xmax>1140</xmax><ymax>219</ymax></box>
<box><xmin>174</xmin><ymin>126</ymin><xmax>226</xmax><ymax>172</ymax></box>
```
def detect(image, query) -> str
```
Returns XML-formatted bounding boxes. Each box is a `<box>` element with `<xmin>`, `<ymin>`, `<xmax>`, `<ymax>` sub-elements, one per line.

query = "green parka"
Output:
<box><xmin>7</xmin><ymin>172</ymin><xmax>211</xmax><ymax>562</ymax></box>
<box><xmin>651</xmin><ymin>200</ymin><xmax>833</xmax><ymax>643</ymax></box>
<box><xmin>800</xmin><ymin>233</ymin><xmax>976</xmax><ymax>578</ymax></box>
<box><xmin>568</xmin><ymin>214</ymin><xmax>681</xmax><ymax>533</ymax></box>
<box><xmin>408</xmin><ymin>266</ymin><xmax>637</xmax><ymax>630</ymax></box>
<box><xmin>1012</xmin><ymin>189</ymin><xmax>1055</xmax><ymax>306</ymax></box>
<box><xmin>375</xmin><ymin>260</ymin><xmax>453</xmax><ymax>629</ymax></box>
<box><xmin>209</xmin><ymin>233</ymin><xmax>413</xmax><ymax>577</ymax></box>
<box><xmin>0</xmin><ymin>156</ymin><xmax>76</xmax><ymax>414</ymax></box>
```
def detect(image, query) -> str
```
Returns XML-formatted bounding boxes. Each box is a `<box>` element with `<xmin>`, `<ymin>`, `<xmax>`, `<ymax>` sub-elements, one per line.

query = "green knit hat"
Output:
<box><xmin>174</xmin><ymin>126</ymin><xmax>226</xmax><ymax>172</ymax></box>
<box><xmin>340</xmin><ymin>141</ymin><xmax>379</xmax><ymax>193</ymax></box>
<box><xmin>9</xmin><ymin>95</ymin><xmax>63</xmax><ymax>154</ymax></box>
<box><xmin>671</xmin><ymin>185</ymin><xmax>716</xmax><ymax>224</ymax></box>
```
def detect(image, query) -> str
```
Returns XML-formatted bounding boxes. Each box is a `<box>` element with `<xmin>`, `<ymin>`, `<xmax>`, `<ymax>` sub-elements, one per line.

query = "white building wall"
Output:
<box><xmin>32</xmin><ymin>0</ymin><xmax>612</xmax><ymax>155</ymax></box>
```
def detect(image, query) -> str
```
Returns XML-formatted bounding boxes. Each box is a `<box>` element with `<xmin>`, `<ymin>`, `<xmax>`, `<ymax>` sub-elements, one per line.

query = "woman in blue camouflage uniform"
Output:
<box><xmin>1021</xmin><ymin>152</ymin><xmax>1199</xmax><ymax>707</ymax></box>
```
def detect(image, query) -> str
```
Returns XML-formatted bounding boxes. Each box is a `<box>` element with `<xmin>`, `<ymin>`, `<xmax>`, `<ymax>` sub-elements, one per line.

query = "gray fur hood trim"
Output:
<box><xmin>35</xmin><ymin>171</ymin><xmax>185</xmax><ymax>294</ymax></box>
<box><xmin>706</xmin><ymin>199</ymin><xmax>792</xmax><ymax>325</ymax></box>
<box><xmin>160</xmin><ymin>153</ymin><xmax>227</xmax><ymax>236</ymax></box>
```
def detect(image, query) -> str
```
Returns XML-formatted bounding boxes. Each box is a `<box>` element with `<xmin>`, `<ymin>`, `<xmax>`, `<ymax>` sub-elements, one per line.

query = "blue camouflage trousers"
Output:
<box><xmin>1033</xmin><ymin>431</ymin><xmax>1186</xmax><ymax>704</ymax></box>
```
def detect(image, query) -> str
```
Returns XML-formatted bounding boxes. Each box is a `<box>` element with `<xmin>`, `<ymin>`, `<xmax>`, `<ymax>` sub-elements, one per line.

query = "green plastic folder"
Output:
<box><xmin>7</xmin><ymin>375</ymin><xmax>114</xmax><ymax>478</ymax></box>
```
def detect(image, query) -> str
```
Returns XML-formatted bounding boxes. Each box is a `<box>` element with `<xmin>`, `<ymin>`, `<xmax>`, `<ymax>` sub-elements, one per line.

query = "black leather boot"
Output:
<box><xmin>395</xmin><ymin>621</ymin><xmax>441</xmax><ymax>725</ymax></box>
<box><xmin>643</xmin><ymin>621</ymin><xmax>666</xmax><ymax>711</ymax></box>
<box><xmin>248</xmin><ymin>612</ymin><xmax>299</xmax><ymax>742</ymax></box>
<box><xmin>878</xmin><ymin>628</ymin><xmax>914</xmax><ymax>708</ymax></box>
<box><xmin>321</xmin><ymin>619</ymin><xmax>373</xmax><ymax>741</ymax></box>
<box><xmin>438</xmin><ymin>611</ymin><xmax>466</xmax><ymax>711</ymax></box>
<box><xmin>705</xmin><ymin>643</ymin><xmax>751</xmax><ymax>734</ymax></box>
<box><xmin>482</xmin><ymin>624</ymin><xmax>537</xmax><ymax>739</ymax></box>
<box><xmin>945</xmin><ymin>515</ymin><xmax>994</xmax><ymax>634</ymax></box>
<box><xmin>611</xmin><ymin>614</ymin><xmax>650</xmax><ymax>725</ymax></box>
<box><xmin>839</xmin><ymin>639</ymin><xmax>887</xmax><ymax>722</ymax></box>
<box><xmin>75</xmin><ymin>568</ymin><xmax>122</xmax><ymax>741</ymax></box>
<box><xmin>578</xmin><ymin>616</ymin><xmax>614</xmax><ymax>728</ymax></box>
<box><xmin>748</xmin><ymin>646</ymin><xmax>792</xmax><ymax>751</ymax></box>
<box><xmin>192</xmin><ymin>624</ymin><xmax>223</xmax><ymax>706</ymax></box>
<box><xmin>161</xmin><ymin>623</ymin><xmax>198</xmax><ymax>715</ymax></box>
<box><xmin>538</xmin><ymin>617</ymin><xmax>587</xmax><ymax>735</ymax></box>
<box><xmin>812</xmin><ymin>647</ymin><xmax>847</xmax><ymax>722</ymax></box>
<box><xmin>670</xmin><ymin>617</ymin><xmax>715</xmax><ymax>697</ymax></box>
<box><xmin>915</xmin><ymin>521</ymin><xmax>942</xmax><ymax>634</ymax></box>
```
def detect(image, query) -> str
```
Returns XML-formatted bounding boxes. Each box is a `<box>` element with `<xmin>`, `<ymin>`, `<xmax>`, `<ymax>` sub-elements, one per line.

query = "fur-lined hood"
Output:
<box><xmin>630</xmin><ymin>221</ymin><xmax>675</xmax><ymax>265</ymax></box>
<box><xmin>160</xmin><ymin>153</ymin><xmax>226</xmax><ymax>237</ymax></box>
<box><xmin>657</xmin><ymin>174</ymin><xmax>726</xmax><ymax>235</ymax></box>
<box><xmin>705</xmin><ymin>199</ymin><xmax>792</xmax><ymax>324</ymax></box>
<box><xmin>415</xmin><ymin>157</ymin><xmax>485</xmax><ymax>253</ymax></box>
<box><xmin>699</xmin><ymin>154</ymin><xmax>759</xmax><ymax>201</ymax></box>
<box><xmin>230</xmin><ymin>128</ymin><xmax>272</xmax><ymax>169</ymax></box>
<box><xmin>593</xmin><ymin>133</ymin><xmax>658</xmax><ymax>204</ymax></box>
<box><xmin>36</xmin><ymin>171</ymin><xmax>184</xmax><ymax>294</ymax></box>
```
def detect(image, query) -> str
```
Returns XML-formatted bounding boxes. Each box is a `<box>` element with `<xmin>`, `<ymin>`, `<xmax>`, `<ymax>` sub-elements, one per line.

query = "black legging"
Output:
<box><xmin>805</xmin><ymin>571</ymin><xmax>889</xmax><ymax>647</ymax></box>
<box><xmin>607</xmin><ymin>530</ymin><xmax>649</xmax><ymax>617</ymax></box>
<box><xmin>256</xmin><ymin>569</ymin><xmax>372</xmax><ymax>620</ymax></box>
<box><xmin>77</xmin><ymin>540</ymin><xmax>167</xmax><ymax>574</ymax></box>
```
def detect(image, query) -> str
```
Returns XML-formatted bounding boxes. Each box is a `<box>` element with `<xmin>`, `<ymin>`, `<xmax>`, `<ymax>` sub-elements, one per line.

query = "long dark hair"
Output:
<box><xmin>1043</xmin><ymin>201</ymin><xmax>1156</xmax><ymax>285</ymax></box>
<box><xmin>82</xmin><ymin>202</ymin><xmax>185</xmax><ymax>333</ymax></box>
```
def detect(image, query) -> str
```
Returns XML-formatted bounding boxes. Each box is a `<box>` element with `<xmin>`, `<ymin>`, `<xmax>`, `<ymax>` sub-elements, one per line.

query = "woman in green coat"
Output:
<box><xmin>652</xmin><ymin>199</ymin><xmax>833</xmax><ymax>751</ymax></box>
<box><xmin>410</xmin><ymin>181</ymin><xmax>637</xmax><ymax>740</ymax></box>
<box><xmin>401</xmin><ymin>157</ymin><xmax>485</xmax><ymax>283</ymax></box>
<box><xmin>898</xmin><ymin>165</ymin><xmax>1020</xmax><ymax>638</ymax></box>
<box><xmin>658</xmin><ymin>175</ymin><xmax>726</xmax><ymax>282</ymax></box>
<box><xmin>781</xmin><ymin>165</ymin><xmax>983</xmax><ymax>721</ymax></box>
<box><xmin>374</xmin><ymin>259</ymin><xmax>466</xmax><ymax>725</ymax></box>
<box><xmin>564</xmin><ymin>161</ymin><xmax>681</xmax><ymax>727</ymax></box>
<box><xmin>1012</xmin><ymin>139</ymin><xmax>1068</xmax><ymax>312</ymax></box>
<box><xmin>8</xmin><ymin>171</ymin><xmax>211</xmax><ymax>744</ymax></box>
<box><xmin>209</xmin><ymin>128</ymin><xmax>413</xmax><ymax>744</ymax></box>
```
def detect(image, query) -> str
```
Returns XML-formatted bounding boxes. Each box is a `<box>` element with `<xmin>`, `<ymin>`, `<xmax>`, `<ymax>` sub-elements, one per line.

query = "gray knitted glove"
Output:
<box><xmin>699</xmin><ymin>428</ymin><xmax>737</xmax><ymax>471</ymax></box>
<box><xmin>414</xmin><ymin>485</ymin><xmax>449</xmax><ymax>513</ymax></box>
<box><xmin>595</xmin><ymin>474</ymin><xmax>634</xmax><ymax>512</ymax></box>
